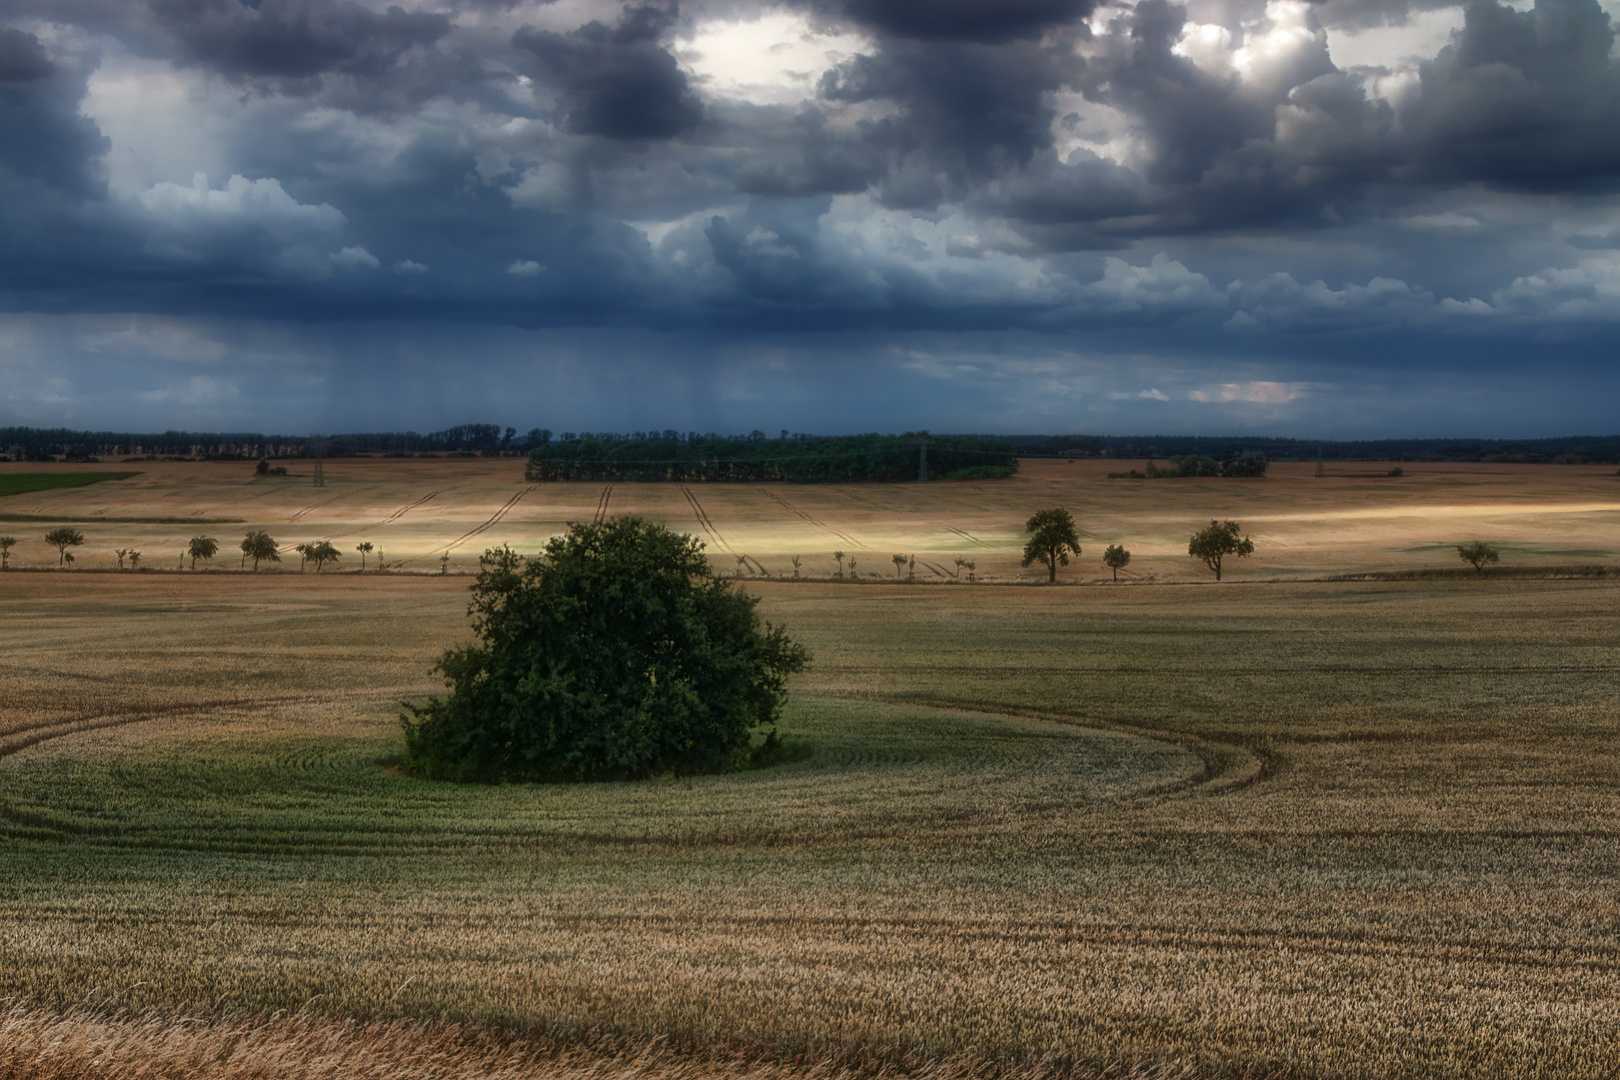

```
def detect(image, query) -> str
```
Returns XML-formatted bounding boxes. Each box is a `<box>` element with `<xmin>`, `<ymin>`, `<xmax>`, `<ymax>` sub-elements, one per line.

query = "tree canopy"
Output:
<box><xmin>1103</xmin><ymin>543</ymin><xmax>1131</xmax><ymax>581</ymax></box>
<box><xmin>44</xmin><ymin>527</ymin><xmax>84</xmax><ymax>567</ymax></box>
<box><xmin>240</xmin><ymin>531</ymin><xmax>280</xmax><ymax>571</ymax></box>
<box><xmin>188</xmin><ymin>535</ymin><xmax>218</xmax><ymax>569</ymax></box>
<box><xmin>1188</xmin><ymin>520</ymin><xmax>1255</xmax><ymax>581</ymax></box>
<box><xmin>402</xmin><ymin>518</ymin><xmax>808</xmax><ymax>783</ymax></box>
<box><xmin>1457</xmin><ymin>541</ymin><xmax>1500</xmax><ymax>574</ymax></box>
<box><xmin>1021</xmin><ymin>508</ymin><xmax>1082</xmax><ymax>583</ymax></box>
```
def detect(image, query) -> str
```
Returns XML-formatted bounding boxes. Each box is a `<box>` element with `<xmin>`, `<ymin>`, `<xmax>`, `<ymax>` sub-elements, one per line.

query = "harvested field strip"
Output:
<box><xmin>0</xmin><ymin>1007</ymin><xmax>1192</xmax><ymax>1080</ymax></box>
<box><xmin>0</xmin><ymin>692</ymin><xmax>396</xmax><ymax>760</ymax></box>
<box><xmin>406</xmin><ymin>486</ymin><xmax>534</xmax><ymax>563</ymax></box>
<box><xmin>757</xmin><ymin>488</ymin><xmax>869</xmax><ymax>549</ymax></box>
<box><xmin>840</xmin><ymin>490</ymin><xmax>991</xmax><ymax>547</ymax></box>
<box><xmin>286</xmin><ymin>494</ymin><xmax>346</xmax><ymax>522</ymax></box>
<box><xmin>318</xmin><ymin>490</ymin><xmax>446</xmax><ymax>542</ymax></box>
<box><xmin>0</xmin><ymin>514</ymin><xmax>241</xmax><ymax>524</ymax></box>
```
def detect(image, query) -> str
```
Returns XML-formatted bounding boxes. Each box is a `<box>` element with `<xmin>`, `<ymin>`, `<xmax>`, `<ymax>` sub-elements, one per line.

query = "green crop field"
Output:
<box><xmin>0</xmin><ymin>471</ymin><xmax>137</xmax><ymax>500</ymax></box>
<box><xmin>3</xmin><ymin>566</ymin><xmax>1619</xmax><ymax>1079</ymax></box>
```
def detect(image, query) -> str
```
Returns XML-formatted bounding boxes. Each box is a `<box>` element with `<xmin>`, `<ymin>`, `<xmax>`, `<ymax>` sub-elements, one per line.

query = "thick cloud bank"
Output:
<box><xmin>1</xmin><ymin>0</ymin><xmax>1619</xmax><ymax>433</ymax></box>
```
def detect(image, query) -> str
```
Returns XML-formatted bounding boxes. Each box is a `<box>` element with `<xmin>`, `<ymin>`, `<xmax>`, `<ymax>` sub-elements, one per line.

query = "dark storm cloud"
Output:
<box><xmin>1401</xmin><ymin>0</ymin><xmax>1620</xmax><ymax>189</ymax></box>
<box><xmin>829</xmin><ymin>0</ymin><xmax>1097</xmax><ymax>41</ymax></box>
<box><xmin>514</xmin><ymin>4</ymin><xmax>704</xmax><ymax>139</ymax></box>
<box><xmin>0</xmin><ymin>27</ymin><xmax>108</xmax><ymax>198</ymax></box>
<box><xmin>818</xmin><ymin>34</ymin><xmax>1083</xmax><ymax>206</ymax></box>
<box><xmin>5</xmin><ymin>0</ymin><xmax>1620</xmax><ymax>405</ymax></box>
<box><xmin>148</xmin><ymin>0</ymin><xmax>452</xmax><ymax>81</ymax></box>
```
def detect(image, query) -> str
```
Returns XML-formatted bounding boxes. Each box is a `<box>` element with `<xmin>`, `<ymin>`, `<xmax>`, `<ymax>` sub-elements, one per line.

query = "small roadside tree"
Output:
<box><xmin>44</xmin><ymin>527</ymin><xmax>84</xmax><ymax>568</ymax></box>
<box><xmin>1103</xmin><ymin>543</ymin><xmax>1131</xmax><ymax>581</ymax></box>
<box><xmin>127</xmin><ymin>550</ymin><xmax>141</xmax><ymax>570</ymax></box>
<box><xmin>1457</xmin><ymin>541</ymin><xmax>1500</xmax><ymax>574</ymax></box>
<box><xmin>1022</xmin><ymin>508</ymin><xmax>1082</xmax><ymax>583</ymax></box>
<box><xmin>1188</xmin><ymin>520</ymin><xmax>1254</xmax><ymax>581</ymax></box>
<box><xmin>114</xmin><ymin>548</ymin><xmax>129</xmax><ymax>571</ymax></box>
<box><xmin>0</xmin><ymin>536</ymin><xmax>15</xmax><ymax>570</ymax></box>
<box><xmin>356</xmin><ymin>541</ymin><xmax>374</xmax><ymax>570</ymax></box>
<box><xmin>188</xmin><ymin>535</ymin><xmax>219</xmax><ymax>570</ymax></box>
<box><xmin>401</xmin><ymin>518</ymin><xmax>808</xmax><ymax>783</ymax></box>
<box><xmin>833</xmin><ymin>550</ymin><xmax>845</xmax><ymax>578</ymax></box>
<box><xmin>305</xmin><ymin>540</ymin><xmax>340</xmax><ymax>572</ymax></box>
<box><xmin>241</xmin><ymin>530</ymin><xmax>280</xmax><ymax>571</ymax></box>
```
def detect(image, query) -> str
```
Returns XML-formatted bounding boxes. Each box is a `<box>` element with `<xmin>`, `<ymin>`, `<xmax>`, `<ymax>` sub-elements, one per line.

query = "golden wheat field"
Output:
<box><xmin>2</xmin><ymin>461</ymin><xmax>1620</xmax><ymax>1079</ymax></box>
<box><xmin>1</xmin><ymin>456</ymin><xmax>1617</xmax><ymax>579</ymax></box>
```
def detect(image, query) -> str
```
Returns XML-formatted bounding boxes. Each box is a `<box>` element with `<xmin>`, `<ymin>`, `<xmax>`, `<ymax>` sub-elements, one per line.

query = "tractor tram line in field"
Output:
<box><xmin>840</xmin><ymin>489</ymin><xmax>994</xmax><ymax>548</ymax></box>
<box><xmin>755</xmin><ymin>487</ymin><xmax>870</xmax><ymax>550</ymax></box>
<box><xmin>315</xmin><ymin>489</ymin><xmax>447</xmax><ymax>544</ymax></box>
<box><xmin>681</xmin><ymin>486</ymin><xmax>732</xmax><ymax>554</ymax></box>
<box><xmin>401</xmin><ymin>486</ymin><xmax>536</xmax><ymax>566</ymax></box>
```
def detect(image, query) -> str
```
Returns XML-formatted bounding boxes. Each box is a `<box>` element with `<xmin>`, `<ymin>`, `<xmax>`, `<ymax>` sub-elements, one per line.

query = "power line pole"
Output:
<box><xmin>312</xmin><ymin>437</ymin><xmax>326</xmax><ymax>487</ymax></box>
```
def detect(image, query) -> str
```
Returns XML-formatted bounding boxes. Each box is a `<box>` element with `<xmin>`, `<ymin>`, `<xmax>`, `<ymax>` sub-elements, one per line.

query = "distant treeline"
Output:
<box><xmin>4</xmin><ymin>425</ymin><xmax>1618</xmax><ymax>466</ymax></box>
<box><xmin>999</xmin><ymin>434</ymin><xmax>1620</xmax><ymax>464</ymax></box>
<box><xmin>0</xmin><ymin>424</ymin><xmax>544</xmax><ymax>461</ymax></box>
<box><xmin>525</xmin><ymin>432</ymin><xmax>1019</xmax><ymax>482</ymax></box>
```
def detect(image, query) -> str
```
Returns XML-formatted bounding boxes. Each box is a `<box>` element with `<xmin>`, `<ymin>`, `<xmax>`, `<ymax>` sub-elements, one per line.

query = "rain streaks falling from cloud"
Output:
<box><xmin>1</xmin><ymin>0</ymin><xmax>1619</xmax><ymax>433</ymax></box>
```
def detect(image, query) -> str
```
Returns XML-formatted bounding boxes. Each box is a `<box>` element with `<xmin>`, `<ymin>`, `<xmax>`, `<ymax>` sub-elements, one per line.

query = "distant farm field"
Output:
<box><xmin>3</xmin><ymin>567</ymin><xmax>1620</xmax><ymax>1078</ymax></box>
<box><xmin>0</xmin><ymin>457</ymin><xmax>1617</xmax><ymax>579</ymax></box>
<box><xmin>0</xmin><ymin>470</ymin><xmax>137</xmax><ymax>501</ymax></box>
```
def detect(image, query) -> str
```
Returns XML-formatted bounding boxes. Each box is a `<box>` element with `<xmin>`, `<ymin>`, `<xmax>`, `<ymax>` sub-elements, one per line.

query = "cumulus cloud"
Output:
<box><xmin>138</xmin><ymin>172</ymin><xmax>348</xmax><ymax>278</ymax></box>
<box><xmin>331</xmin><ymin>245</ymin><xmax>380</xmax><ymax>269</ymax></box>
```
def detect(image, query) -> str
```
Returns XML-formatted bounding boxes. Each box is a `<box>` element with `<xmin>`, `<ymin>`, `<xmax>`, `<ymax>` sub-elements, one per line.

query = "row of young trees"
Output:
<box><xmin>0</xmin><ymin>530</ymin><xmax>383</xmax><ymax>571</ymax></box>
<box><xmin>0</xmin><ymin>524</ymin><xmax>1510</xmax><ymax>579</ymax></box>
<box><xmin>1018</xmin><ymin>509</ymin><xmax>1255</xmax><ymax>582</ymax></box>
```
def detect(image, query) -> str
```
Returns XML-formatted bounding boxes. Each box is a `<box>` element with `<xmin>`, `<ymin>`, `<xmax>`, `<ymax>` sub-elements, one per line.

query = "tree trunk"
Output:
<box><xmin>1048</xmin><ymin>558</ymin><xmax>1056</xmax><ymax>583</ymax></box>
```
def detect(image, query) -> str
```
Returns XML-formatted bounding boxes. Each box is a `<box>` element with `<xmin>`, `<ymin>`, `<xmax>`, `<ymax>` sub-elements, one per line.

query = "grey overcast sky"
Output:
<box><xmin>1</xmin><ymin>0</ymin><xmax>1618</xmax><ymax>436</ymax></box>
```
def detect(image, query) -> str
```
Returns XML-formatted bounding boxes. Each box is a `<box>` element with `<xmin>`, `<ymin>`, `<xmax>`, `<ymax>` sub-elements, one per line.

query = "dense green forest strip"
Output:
<box><xmin>524</xmin><ymin>434</ymin><xmax>1019</xmax><ymax>483</ymax></box>
<box><xmin>0</xmin><ymin>473</ymin><xmax>138</xmax><ymax>499</ymax></box>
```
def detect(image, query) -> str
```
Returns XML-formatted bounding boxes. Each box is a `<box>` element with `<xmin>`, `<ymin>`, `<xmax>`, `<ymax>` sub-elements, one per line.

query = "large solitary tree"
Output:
<box><xmin>402</xmin><ymin>517</ymin><xmax>808</xmax><ymax>783</ymax></box>
<box><xmin>1188</xmin><ymin>520</ymin><xmax>1254</xmax><ymax>581</ymax></box>
<box><xmin>44</xmin><ymin>528</ymin><xmax>84</xmax><ymax>568</ymax></box>
<box><xmin>1022</xmin><ymin>508</ymin><xmax>1082</xmax><ymax>583</ymax></box>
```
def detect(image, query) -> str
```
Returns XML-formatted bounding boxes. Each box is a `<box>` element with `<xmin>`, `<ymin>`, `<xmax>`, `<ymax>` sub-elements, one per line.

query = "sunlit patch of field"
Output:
<box><xmin>2</xmin><ymin>457</ymin><xmax>1616</xmax><ymax>580</ymax></box>
<box><xmin>3</xmin><ymin>572</ymin><xmax>1620</xmax><ymax>1077</ymax></box>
